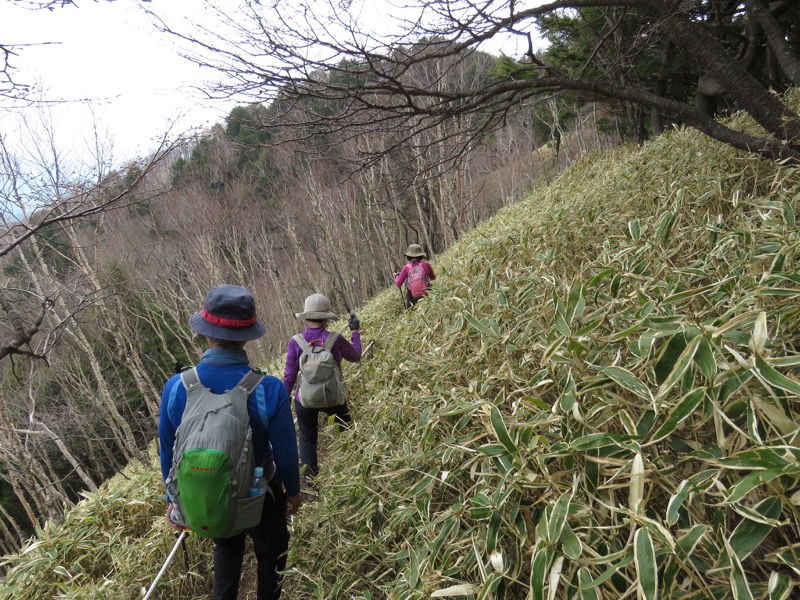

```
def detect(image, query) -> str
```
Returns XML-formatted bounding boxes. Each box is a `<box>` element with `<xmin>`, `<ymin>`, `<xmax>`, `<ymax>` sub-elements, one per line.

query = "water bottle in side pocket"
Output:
<box><xmin>248</xmin><ymin>466</ymin><xmax>267</xmax><ymax>497</ymax></box>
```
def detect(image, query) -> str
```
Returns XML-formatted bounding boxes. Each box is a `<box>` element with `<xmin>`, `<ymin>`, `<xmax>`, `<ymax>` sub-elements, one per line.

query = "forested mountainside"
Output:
<box><xmin>2</xmin><ymin>96</ymin><xmax>799</xmax><ymax>599</ymax></box>
<box><xmin>4</xmin><ymin>0</ymin><xmax>799</xmax><ymax>555</ymax></box>
<box><xmin>0</xmin><ymin>44</ymin><xmax>621</xmax><ymax>554</ymax></box>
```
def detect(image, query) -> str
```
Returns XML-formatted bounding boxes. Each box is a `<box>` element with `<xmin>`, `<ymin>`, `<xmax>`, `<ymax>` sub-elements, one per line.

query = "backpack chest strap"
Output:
<box><xmin>294</xmin><ymin>332</ymin><xmax>340</xmax><ymax>350</ymax></box>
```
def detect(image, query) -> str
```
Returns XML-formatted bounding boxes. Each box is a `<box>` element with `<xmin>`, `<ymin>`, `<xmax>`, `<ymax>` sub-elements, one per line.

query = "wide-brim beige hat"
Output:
<box><xmin>405</xmin><ymin>243</ymin><xmax>426</xmax><ymax>258</ymax></box>
<box><xmin>294</xmin><ymin>293</ymin><xmax>340</xmax><ymax>320</ymax></box>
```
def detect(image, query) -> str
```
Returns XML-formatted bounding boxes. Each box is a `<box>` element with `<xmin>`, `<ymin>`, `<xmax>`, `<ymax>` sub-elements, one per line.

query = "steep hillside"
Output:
<box><xmin>287</xmin><ymin>114</ymin><xmax>800</xmax><ymax>599</ymax></box>
<box><xmin>2</xmin><ymin>104</ymin><xmax>799</xmax><ymax>599</ymax></box>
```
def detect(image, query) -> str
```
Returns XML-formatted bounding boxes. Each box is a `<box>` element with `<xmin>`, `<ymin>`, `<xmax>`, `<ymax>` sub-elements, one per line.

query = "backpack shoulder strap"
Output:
<box><xmin>324</xmin><ymin>331</ymin><xmax>340</xmax><ymax>350</ymax></box>
<box><xmin>293</xmin><ymin>334</ymin><xmax>309</xmax><ymax>349</ymax></box>
<box><xmin>180</xmin><ymin>366</ymin><xmax>202</xmax><ymax>391</ymax></box>
<box><xmin>180</xmin><ymin>367</ymin><xmax>263</xmax><ymax>396</ymax></box>
<box><xmin>237</xmin><ymin>369</ymin><xmax>266</xmax><ymax>395</ymax></box>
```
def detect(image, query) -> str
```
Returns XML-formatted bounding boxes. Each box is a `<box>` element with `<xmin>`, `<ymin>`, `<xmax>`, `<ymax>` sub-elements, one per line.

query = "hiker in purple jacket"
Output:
<box><xmin>283</xmin><ymin>293</ymin><xmax>361</xmax><ymax>486</ymax></box>
<box><xmin>394</xmin><ymin>243</ymin><xmax>436</xmax><ymax>308</ymax></box>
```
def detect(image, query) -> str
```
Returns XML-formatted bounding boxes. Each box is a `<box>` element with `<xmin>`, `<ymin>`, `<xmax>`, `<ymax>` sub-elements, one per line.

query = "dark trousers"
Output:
<box><xmin>405</xmin><ymin>289</ymin><xmax>420</xmax><ymax>308</ymax></box>
<box><xmin>213</xmin><ymin>479</ymin><xmax>289</xmax><ymax>600</ymax></box>
<box><xmin>294</xmin><ymin>401</ymin><xmax>351</xmax><ymax>478</ymax></box>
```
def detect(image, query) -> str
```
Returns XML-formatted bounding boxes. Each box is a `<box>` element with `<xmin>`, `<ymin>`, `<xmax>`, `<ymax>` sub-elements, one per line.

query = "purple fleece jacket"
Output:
<box><xmin>283</xmin><ymin>325</ymin><xmax>362</xmax><ymax>402</ymax></box>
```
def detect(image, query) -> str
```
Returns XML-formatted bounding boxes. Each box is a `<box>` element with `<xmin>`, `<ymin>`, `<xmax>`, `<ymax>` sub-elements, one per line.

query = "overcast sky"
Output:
<box><xmin>1</xmin><ymin>0</ymin><xmax>534</xmax><ymax>171</ymax></box>
<box><xmin>0</xmin><ymin>0</ymin><xmax>235</xmax><ymax>166</ymax></box>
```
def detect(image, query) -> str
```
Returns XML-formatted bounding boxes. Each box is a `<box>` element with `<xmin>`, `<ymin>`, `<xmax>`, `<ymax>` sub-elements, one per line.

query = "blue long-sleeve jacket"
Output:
<box><xmin>159</xmin><ymin>348</ymin><xmax>301</xmax><ymax>498</ymax></box>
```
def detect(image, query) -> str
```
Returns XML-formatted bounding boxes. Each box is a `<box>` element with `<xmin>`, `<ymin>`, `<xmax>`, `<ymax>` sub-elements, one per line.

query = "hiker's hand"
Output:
<box><xmin>166</xmin><ymin>504</ymin><xmax>185</xmax><ymax>532</ymax></box>
<box><xmin>286</xmin><ymin>493</ymin><xmax>302</xmax><ymax>516</ymax></box>
<box><xmin>348</xmin><ymin>312</ymin><xmax>360</xmax><ymax>331</ymax></box>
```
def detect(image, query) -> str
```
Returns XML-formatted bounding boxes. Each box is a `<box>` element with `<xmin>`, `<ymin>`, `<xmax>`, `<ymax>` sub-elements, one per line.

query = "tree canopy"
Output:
<box><xmin>152</xmin><ymin>0</ymin><xmax>800</xmax><ymax>162</ymax></box>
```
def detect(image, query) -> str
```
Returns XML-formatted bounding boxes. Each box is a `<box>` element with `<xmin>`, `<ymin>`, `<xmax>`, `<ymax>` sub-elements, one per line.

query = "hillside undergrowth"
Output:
<box><xmin>2</xmin><ymin>104</ymin><xmax>800</xmax><ymax>599</ymax></box>
<box><xmin>285</xmin><ymin>112</ymin><xmax>800</xmax><ymax>599</ymax></box>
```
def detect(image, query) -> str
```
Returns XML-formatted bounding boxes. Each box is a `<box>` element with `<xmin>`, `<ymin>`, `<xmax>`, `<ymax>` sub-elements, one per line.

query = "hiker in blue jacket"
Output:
<box><xmin>159</xmin><ymin>284</ymin><xmax>301</xmax><ymax>600</ymax></box>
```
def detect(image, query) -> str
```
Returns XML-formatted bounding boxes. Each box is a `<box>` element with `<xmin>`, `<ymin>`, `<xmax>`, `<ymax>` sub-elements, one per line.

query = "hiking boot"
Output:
<box><xmin>302</xmin><ymin>477</ymin><xmax>319</xmax><ymax>503</ymax></box>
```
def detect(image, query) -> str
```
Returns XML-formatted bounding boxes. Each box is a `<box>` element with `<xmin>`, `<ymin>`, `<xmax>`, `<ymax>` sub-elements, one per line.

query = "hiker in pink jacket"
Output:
<box><xmin>394</xmin><ymin>244</ymin><xmax>436</xmax><ymax>308</ymax></box>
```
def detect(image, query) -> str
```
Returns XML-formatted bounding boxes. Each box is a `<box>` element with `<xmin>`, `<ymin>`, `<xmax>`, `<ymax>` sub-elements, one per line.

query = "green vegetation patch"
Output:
<box><xmin>288</xmin><ymin>108</ymin><xmax>800</xmax><ymax>598</ymax></box>
<box><xmin>0</xmin><ymin>450</ymin><xmax>212</xmax><ymax>600</ymax></box>
<box><xmin>3</xmin><ymin>99</ymin><xmax>800</xmax><ymax>599</ymax></box>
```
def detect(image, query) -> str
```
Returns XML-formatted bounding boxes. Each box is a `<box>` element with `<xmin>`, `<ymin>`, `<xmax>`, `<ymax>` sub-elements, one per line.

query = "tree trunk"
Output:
<box><xmin>749</xmin><ymin>0</ymin><xmax>800</xmax><ymax>86</ymax></box>
<box><xmin>36</xmin><ymin>422</ymin><xmax>98</xmax><ymax>491</ymax></box>
<box><xmin>0</xmin><ymin>403</ymin><xmax>65</xmax><ymax>527</ymax></box>
<box><xmin>651</xmin><ymin>41</ymin><xmax>674</xmax><ymax>136</ymax></box>
<box><xmin>660</xmin><ymin>5</ymin><xmax>800</xmax><ymax>143</ymax></box>
<box><xmin>0</xmin><ymin>502</ymin><xmax>25</xmax><ymax>554</ymax></box>
<box><xmin>21</xmin><ymin>235</ymin><xmax>140</xmax><ymax>461</ymax></box>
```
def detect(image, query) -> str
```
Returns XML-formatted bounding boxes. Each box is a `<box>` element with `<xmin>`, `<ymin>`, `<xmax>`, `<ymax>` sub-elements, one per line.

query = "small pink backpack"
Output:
<box><xmin>406</xmin><ymin>262</ymin><xmax>431</xmax><ymax>299</ymax></box>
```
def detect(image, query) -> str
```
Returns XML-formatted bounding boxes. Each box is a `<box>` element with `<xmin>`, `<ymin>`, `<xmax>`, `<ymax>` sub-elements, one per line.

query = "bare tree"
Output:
<box><xmin>149</xmin><ymin>0</ymin><xmax>800</xmax><ymax>162</ymax></box>
<box><xmin>0</xmin><ymin>116</ymin><xmax>180</xmax><ymax>363</ymax></box>
<box><xmin>0</xmin><ymin>104</ymin><xmax>185</xmax><ymax>549</ymax></box>
<box><xmin>0</xmin><ymin>1</ymin><xmax>99</xmax><ymax>102</ymax></box>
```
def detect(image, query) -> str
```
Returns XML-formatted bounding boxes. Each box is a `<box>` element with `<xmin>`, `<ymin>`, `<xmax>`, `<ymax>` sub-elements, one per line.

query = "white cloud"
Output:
<box><xmin>1</xmin><ymin>0</ymin><xmax>233</xmax><ymax>164</ymax></box>
<box><xmin>1</xmin><ymin>0</ymin><xmax>541</xmax><ymax>168</ymax></box>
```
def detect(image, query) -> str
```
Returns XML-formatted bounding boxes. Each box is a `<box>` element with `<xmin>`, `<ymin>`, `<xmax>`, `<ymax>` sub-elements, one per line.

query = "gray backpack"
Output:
<box><xmin>166</xmin><ymin>367</ymin><xmax>272</xmax><ymax>539</ymax></box>
<box><xmin>293</xmin><ymin>332</ymin><xmax>346</xmax><ymax>408</ymax></box>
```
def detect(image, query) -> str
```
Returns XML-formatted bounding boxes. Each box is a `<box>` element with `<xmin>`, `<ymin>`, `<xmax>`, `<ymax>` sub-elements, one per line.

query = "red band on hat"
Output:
<box><xmin>202</xmin><ymin>308</ymin><xmax>258</xmax><ymax>329</ymax></box>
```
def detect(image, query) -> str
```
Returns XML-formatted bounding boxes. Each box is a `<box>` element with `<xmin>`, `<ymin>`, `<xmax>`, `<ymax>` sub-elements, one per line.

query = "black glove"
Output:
<box><xmin>348</xmin><ymin>312</ymin><xmax>360</xmax><ymax>331</ymax></box>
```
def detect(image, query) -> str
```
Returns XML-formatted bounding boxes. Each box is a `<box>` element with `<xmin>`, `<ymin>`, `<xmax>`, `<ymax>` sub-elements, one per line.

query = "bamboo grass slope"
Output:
<box><xmin>286</xmin><ymin>113</ymin><xmax>800</xmax><ymax>597</ymax></box>
<box><xmin>2</xmin><ymin>98</ymin><xmax>800</xmax><ymax>598</ymax></box>
<box><xmin>0</xmin><ymin>450</ymin><xmax>214</xmax><ymax>599</ymax></box>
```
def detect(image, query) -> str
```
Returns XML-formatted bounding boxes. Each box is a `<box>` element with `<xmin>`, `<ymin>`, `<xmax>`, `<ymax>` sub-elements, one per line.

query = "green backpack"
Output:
<box><xmin>166</xmin><ymin>367</ymin><xmax>272</xmax><ymax>538</ymax></box>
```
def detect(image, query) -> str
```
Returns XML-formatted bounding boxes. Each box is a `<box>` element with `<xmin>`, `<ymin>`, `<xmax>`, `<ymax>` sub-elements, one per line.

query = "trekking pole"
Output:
<box><xmin>143</xmin><ymin>530</ymin><xmax>188</xmax><ymax>600</ymax></box>
<box><xmin>179</xmin><ymin>529</ymin><xmax>190</xmax><ymax>572</ymax></box>
<box><xmin>391</xmin><ymin>268</ymin><xmax>405</xmax><ymax>309</ymax></box>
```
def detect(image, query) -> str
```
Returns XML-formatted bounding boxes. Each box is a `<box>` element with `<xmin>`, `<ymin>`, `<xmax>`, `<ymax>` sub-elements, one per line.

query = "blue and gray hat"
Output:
<box><xmin>189</xmin><ymin>285</ymin><xmax>266</xmax><ymax>341</ymax></box>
